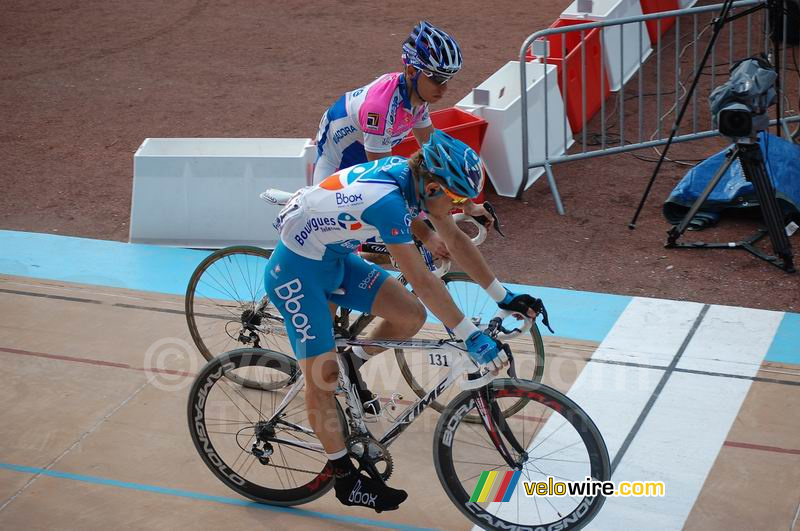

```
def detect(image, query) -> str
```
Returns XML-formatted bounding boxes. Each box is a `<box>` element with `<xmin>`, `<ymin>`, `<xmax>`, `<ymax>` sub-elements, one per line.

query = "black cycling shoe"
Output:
<box><xmin>334</xmin><ymin>471</ymin><xmax>408</xmax><ymax>512</ymax></box>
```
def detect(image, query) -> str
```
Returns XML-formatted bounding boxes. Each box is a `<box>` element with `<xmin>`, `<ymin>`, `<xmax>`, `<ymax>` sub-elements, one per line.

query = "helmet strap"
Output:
<box><xmin>410</xmin><ymin>69</ymin><xmax>429</xmax><ymax>104</ymax></box>
<box><xmin>416</xmin><ymin>172</ymin><xmax>443</xmax><ymax>213</ymax></box>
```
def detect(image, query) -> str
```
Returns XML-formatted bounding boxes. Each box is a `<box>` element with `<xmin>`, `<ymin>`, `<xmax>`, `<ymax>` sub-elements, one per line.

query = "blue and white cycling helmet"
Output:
<box><xmin>402</xmin><ymin>21</ymin><xmax>463</xmax><ymax>81</ymax></box>
<box><xmin>418</xmin><ymin>130</ymin><xmax>483</xmax><ymax>211</ymax></box>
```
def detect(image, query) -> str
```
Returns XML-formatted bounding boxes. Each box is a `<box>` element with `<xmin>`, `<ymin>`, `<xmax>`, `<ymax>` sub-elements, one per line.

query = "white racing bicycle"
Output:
<box><xmin>184</xmin><ymin>188</ymin><xmax>547</xmax><ymax>411</ymax></box>
<box><xmin>187</xmin><ymin>311</ymin><xmax>610</xmax><ymax>530</ymax></box>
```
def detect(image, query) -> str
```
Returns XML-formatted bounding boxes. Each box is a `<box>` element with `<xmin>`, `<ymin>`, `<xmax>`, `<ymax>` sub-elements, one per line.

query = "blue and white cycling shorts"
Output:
<box><xmin>264</xmin><ymin>242</ymin><xmax>390</xmax><ymax>359</ymax></box>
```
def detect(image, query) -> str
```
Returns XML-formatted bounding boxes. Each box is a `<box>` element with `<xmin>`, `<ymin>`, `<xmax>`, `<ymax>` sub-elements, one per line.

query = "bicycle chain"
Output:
<box><xmin>261</xmin><ymin>460</ymin><xmax>329</xmax><ymax>476</ymax></box>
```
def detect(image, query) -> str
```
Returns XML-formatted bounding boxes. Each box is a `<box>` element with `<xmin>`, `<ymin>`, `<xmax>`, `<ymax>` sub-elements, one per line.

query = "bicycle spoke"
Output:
<box><xmin>189</xmin><ymin>348</ymin><xmax>336</xmax><ymax>506</ymax></box>
<box><xmin>281</xmin><ymin>441</ymin><xmax>327</xmax><ymax>466</ymax></box>
<box><xmin>435</xmin><ymin>379</ymin><xmax>608</xmax><ymax>530</ymax></box>
<box><xmin>241</xmin><ymin>451</ymin><xmax>260</xmax><ymax>478</ymax></box>
<box><xmin>232</xmin><ymin>433</ymin><xmax>257</xmax><ymax>472</ymax></box>
<box><xmin>204</xmin><ymin>418</ymin><xmax>259</xmax><ymax>427</ymax></box>
<box><xmin>452</xmin><ymin>459</ymin><xmax>507</xmax><ymax>468</ymax></box>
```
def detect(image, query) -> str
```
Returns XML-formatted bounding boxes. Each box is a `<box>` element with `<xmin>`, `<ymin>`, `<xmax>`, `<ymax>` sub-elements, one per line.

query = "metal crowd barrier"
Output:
<box><xmin>518</xmin><ymin>0</ymin><xmax>800</xmax><ymax>213</ymax></box>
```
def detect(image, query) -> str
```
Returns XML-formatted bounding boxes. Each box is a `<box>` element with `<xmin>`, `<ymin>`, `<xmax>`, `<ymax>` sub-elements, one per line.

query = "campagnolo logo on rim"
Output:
<box><xmin>194</xmin><ymin>360</ymin><xmax>246</xmax><ymax>486</ymax></box>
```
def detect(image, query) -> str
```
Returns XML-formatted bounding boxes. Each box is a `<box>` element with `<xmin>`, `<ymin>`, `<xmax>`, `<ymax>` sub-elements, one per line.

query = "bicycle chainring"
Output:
<box><xmin>346</xmin><ymin>435</ymin><xmax>393</xmax><ymax>482</ymax></box>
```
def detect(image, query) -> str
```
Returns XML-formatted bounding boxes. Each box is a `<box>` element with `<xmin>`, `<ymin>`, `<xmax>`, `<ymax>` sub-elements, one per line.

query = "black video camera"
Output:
<box><xmin>709</xmin><ymin>54</ymin><xmax>777</xmax><ymax>140</ymax></box>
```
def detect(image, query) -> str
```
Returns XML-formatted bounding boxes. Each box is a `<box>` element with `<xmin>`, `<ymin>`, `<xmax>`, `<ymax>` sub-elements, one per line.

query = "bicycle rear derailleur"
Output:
<box><xmin>235</xmin><ymin>308</ymin><xmax>263</xmax><ymax>347</ymax></box>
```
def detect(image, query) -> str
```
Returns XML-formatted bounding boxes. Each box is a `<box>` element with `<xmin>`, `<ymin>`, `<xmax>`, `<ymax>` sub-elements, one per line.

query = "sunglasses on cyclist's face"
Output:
<box><xmin>421</xmin><ymin>70</ymin><xmax>451</xmax><ymax>86</ymax></box>
<box><xmin>442</xmin><ymin>186</ymin><xmax>469</xmax><ymax>204</ymax></box>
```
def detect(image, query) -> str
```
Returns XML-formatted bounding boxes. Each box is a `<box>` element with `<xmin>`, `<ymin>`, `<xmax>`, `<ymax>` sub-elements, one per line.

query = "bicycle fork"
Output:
<box><xmin>474</xmin><ymin>386</ymin><xmax>528</xmax><ymax>471</ymax></box>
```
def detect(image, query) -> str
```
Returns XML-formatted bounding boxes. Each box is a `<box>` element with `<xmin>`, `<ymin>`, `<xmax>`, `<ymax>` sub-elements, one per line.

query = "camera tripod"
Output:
<box><xmin>665</xmin><ymin>135</ymin><xmax>795</xmax><ymax>272</ymax></box>
<box><xmin>629</xmin><ymin>0</ymin><xmax>795</xmax><ymax>272</ymax></box>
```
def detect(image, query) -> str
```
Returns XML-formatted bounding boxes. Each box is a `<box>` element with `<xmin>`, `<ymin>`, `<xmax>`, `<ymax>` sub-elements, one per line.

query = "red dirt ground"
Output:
<box><xmin>1</xmin><ymin>0</ymin><xmax>798</xmax><ymax>311</ymax></box>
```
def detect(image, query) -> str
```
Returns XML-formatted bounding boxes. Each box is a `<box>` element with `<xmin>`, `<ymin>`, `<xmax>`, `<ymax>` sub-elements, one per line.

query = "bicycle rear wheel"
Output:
<box><xmin>434</xmin><ymin>380</ymin><xmax>609</xmax><ymax>530</ymax></box>
<box><xmin>188</xmin><ymin>348</ymin><xmax>344</xmax><ymax>506</ymax></box>
<box><xmin>186</xmin><ymin>246</ymin><xmax>292</xmax><ymax>361</ymax></box>
<box><xmin>395</xmin><ymin>272</ymin><xmax>545</xmax><ymax>419</ymax></box>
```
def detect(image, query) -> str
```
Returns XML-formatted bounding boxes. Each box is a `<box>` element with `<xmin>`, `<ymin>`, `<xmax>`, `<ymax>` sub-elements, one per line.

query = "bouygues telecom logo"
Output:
<box><xmin>337</xmin><ymin>213</ymin><xmax>362</xmax><ymax>231</ymax></box>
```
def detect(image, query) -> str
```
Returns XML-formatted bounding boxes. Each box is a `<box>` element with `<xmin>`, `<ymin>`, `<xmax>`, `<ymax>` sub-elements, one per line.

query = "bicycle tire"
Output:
<box><xmin>188</xmin><ymin>348</ymin><xmax>345</xmax><ymax>506</ymax></box>
<box><xmin>395</xmin><ymin>271</ymin><xmax>545</xmax><ymax>420</ymax></box>
<box><xmin>433</xmin><ymin>379</ymin><xmax>609</xmax><ymax>530</ymax></box>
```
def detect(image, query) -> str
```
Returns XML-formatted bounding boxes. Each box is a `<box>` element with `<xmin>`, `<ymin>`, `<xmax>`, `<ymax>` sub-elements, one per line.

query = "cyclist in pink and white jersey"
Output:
<box><xmin>313</xmin><ymin>21</ymin><xmax>490</xmax><ymax>261</ymax></box>
<box><xmin>312</xmin><ymin>21</ymin><xmax>462</xmax><ymax>184</ymax></box>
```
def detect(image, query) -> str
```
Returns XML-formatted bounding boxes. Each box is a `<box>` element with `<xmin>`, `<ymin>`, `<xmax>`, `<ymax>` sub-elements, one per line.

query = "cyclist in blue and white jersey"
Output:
<box><xmin>265</xmin><ymin>131</ymin><xmax>540</xmax><ymax>513</ymax></box>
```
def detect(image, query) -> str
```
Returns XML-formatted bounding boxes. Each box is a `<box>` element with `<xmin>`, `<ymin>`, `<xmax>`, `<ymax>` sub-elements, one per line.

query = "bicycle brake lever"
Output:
<box><xmin>469</xmin><ymin>201</ymin><xmax>505</xmax><ymax>238</ymax></box>
<box><xmin>503</xmin><ymin>344</ymin><xmax>517</xmax><ymax>380</ymax></box>
<box><xmin>484</xmin><ymin>202</ymin><xmax>505</xmax><ymax>237</ymax></box>
<box><xmin>486</xmin><ymin>317</ymin><xmax>503</xmax><ymax>337</ymax></box>
<box><xmin>537</xmin><ymin>303</ymin><xmax>555</xmax><ymax>334</ymax></box>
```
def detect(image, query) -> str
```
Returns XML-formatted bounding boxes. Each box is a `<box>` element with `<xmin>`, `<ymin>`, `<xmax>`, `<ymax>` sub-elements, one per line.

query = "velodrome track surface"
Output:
<box><xmin>1</xmin><ymin>229</ymin><xmax>798</xmax><ymax>530</ymax></box>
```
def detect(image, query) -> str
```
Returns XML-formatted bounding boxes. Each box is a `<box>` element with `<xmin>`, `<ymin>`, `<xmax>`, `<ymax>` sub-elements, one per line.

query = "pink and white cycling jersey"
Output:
<box><xmin>313</xmin><ymin>72</ymin><xmax>431</xmax><ymax>183</ymax></box>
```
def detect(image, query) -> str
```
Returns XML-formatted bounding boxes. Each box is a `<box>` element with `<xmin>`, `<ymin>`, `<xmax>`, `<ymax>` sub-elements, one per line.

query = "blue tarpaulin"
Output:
<box><xmin>663</xmin><ymin>133</ymin><xmax>800</xmax><ymax>229</ymax></box>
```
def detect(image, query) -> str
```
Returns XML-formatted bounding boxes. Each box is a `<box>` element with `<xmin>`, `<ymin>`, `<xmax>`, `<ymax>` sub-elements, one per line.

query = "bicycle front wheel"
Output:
<box><xmin>395</xmin><ymin>272</ymin><xmax>546</xmax><ymax>418</ymax></box>
<box><xmin>186</xmin><ymin>246</ymin><xmax>292</xmax><ymax>361</ymax></box>
<box><xmin>188</xmin><ymin>348</ymin><xmax>344</xmax><ymax>506</ymax></box>
<box><xmin>434</xmin><ymin>380</ymin><xmax>609</xmax><ymax>530</ymax></box>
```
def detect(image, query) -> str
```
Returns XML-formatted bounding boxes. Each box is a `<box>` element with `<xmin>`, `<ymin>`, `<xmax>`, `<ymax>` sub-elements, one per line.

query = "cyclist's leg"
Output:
<box><xmin>330</xmin><ymin>253</ymin><xmax>426</xmax><ymax>356</ymax></box>
<box><xmin>322</xmin><ymin>253</ymin><xmax>410</xmax><ymax>511</ymax></box>
<box><xmin>264</xmin><ymin>244</ymin><xmax>345</xmax><ymax>454</ymax></box>
<box><xmin>297</xmin><ymin>352</ymin><xmax>345</xmax><ymax>452</ymax></box>
<box><xmin>297</xmin><ymin>347</ymin><xmax>407</xmax><ymax>511</ymax></box>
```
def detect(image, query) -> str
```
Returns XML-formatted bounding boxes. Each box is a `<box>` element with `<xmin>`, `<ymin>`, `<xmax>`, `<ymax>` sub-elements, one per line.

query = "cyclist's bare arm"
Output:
<box><xmin>410</xmin><ymin>216</ymin><xmax>433</xmax><ymax>241</ymax></box>
<box><xmin>427</xmin><ymin>211</ymin><xmax>496</xmax><ymax>288</ymax></box>
<box><xmin>410</xmin><ymin>216</ymin><xmax>449</xmax><ymax>259</ymax></box>
<box><xmin>386</xmin><ymin>242</ymin><xmax>463</xmax><ymax>328</ymax></box>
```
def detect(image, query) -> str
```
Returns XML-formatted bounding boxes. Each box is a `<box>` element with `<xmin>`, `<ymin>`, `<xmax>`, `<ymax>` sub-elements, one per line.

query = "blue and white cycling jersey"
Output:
<box><xmin>313</xmin><ymin>73</ymin><xmax>432</xmax><ymax>183</ymax></box>
<box><xmin>274</xmin><ymin>157</ymin><xmax>420</xmax><ymax>261</ymax></box>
